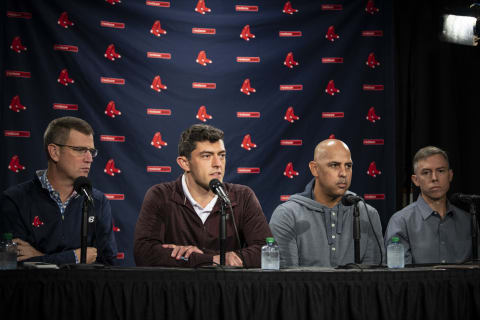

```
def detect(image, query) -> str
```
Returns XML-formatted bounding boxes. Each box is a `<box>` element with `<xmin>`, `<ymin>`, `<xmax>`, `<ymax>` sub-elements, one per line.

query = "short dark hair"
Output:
<box><xmin>44</xmin><ymin>116</ymin><xmax>94</xmax><ymax>158</ymax></box>
<box><xmin>178</xmin><ymin>124</ymin><xmax>224</xmax><ymax>159</ymax></box>
<box><xmin>413</xmin><ymin>146</ymin><xmax>449</xmax><ymax>173</ymax></box>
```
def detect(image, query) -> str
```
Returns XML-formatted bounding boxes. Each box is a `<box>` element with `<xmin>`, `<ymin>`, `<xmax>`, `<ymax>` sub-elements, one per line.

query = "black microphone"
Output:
<box><xmin>209</xmin><ymin>179</ymin><xmax>231</xmax><ymax>205</ymax></box>
<box><xmin>341</xmin><ymin>194</ymin><xmax>363</xmax><ymax>206</ymax></box>
<box><xmin>73</xmin><ymin>176</ymin><xmax>93</xmax><ymax>203</ymax></box>
<box><xmin>451</xmin><ymin>193</ymin><xmax>480</xmax><ymax>204</ymax></box>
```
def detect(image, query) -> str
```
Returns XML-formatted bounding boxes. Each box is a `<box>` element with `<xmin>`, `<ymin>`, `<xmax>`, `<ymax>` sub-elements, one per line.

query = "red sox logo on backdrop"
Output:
<box><xmin>9</xmin><ymin>95</ymin><xmax>27</xmax><ymax>112</ymax></box>
<box><xmin>326</xmin><ymin>26</ymin><xmax>340</xmax><ymax>42</ymax></box>
<box><xmin>104</xmin><ymin>159</ymin><xmax>121</xmax><ymax>176</ymax></box>
<box><xmin>195</xmin><ymin>0</ymin><xmax>211</xmax><ymax>14</ymax></box>
<box><xmin>105</xmin><ymin>44</ymin><xmax>121</xmax><ymax>61</ymax></box>
<box><xmin>365</xmin><ymin>0</ymin><xmax>379</xmax><ymax>15</ymax></box>
<box><xmin>106</xmin><ymin>0</ymin><xmax>122</xmax><ymax>5</ymax></box>
<box><xmin>196</xmin><ymin>106</ymin><xmax>212</xmax><ymax>122</ymax></box>
<box><xmin>240</xmin><ymin>79</ymin><xmax>256</xmax><ymax>95</ymax></box>
<box><xmin>8</xmin><ymin>155</ymin><xmax>26</xmax><ymax>173</ymax></box>
<box><xmin>325</xmin><ymin>80</ymin><xmax>340</xmax><ymax>95</ymax></box>
<box><xmin>151</xmin><ymin>20</ymin><xmax>167</xmax><ymax>37</ymax></box>
<box><xmin>366</xmin><ymin>107</ymin><xmax>381</xmax><ymax>123</ymax></box>
<box><xmin>283</xmin><ymin>1</ymin><xmax>298</xmax><ymax>15</ymax></box>
<box><xmin>284</xmin><ymin>106</ymin><xmax>299</xmax><ymax>123</ymax></box>
<box><xmin>151</xmin><ymin>132</ymin><xmax>167</xmax><ymax>149</ymax></box>
<box><xmin>196</xmin><ymin>50</ymin><xmax>212</xmax><ymax>66</ymax></box>
<box><xmin>284</xmin><ymin>52</ymin><xmax>299</xmax><ymax>69</ymax></box>
<box><xmin>367</xmin><ymin>161</ymin><xmax>381</xmax><ymax>178</ymax></box>
<box><xmin>57</xmin><ymin>69</ymin><xmax>74</xmax><ymax>86</ymax></box>
<box><xmin>105</xmin><ymin>101</ymin><xmax>122</xmax><ymax>118</ymax></box>
<box><xmin>151</xmin><ymin>75</ymin><xmax>167</xmax><ymax>92</ymax></box>
<box><xmin>10</xmin><ymin>36</ymin><xmax>27</xmax><ymax>53</ymax></box>
<box><xmin>366</xmin><ymin>52</ymin><xmax>380</xmax><ymax>68</ymax></box>
<box><xmin>284</xmin><ymin>162</ymin><xmax>299</xmax><ymax>179</ymax></box>
<box><xmin>240</xmin><ymin>25</ymin><xmax>255</xmax><ymax>41</ymax></box>
<box><xmin>57</xmin><ymin>12</ymin><xmax>74</xmax><ymax>28</ymax></box>
<box><xmin>240</xmin><ymin>134</ymin><xmax>257</xmax><ymax>151</ymax></box>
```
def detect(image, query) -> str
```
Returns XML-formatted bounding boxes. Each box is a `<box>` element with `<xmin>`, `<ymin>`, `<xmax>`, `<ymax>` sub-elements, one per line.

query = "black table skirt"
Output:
<box><xmin>1</xmin><ymin>267</ymin><xmax>480</xmax><ymax>320</ymax></box>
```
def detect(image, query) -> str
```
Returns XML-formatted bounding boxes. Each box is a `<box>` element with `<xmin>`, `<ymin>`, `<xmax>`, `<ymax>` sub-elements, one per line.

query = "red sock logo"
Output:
<box><xmin>196</xmin><ymin>50</ymin><xmax>212</xmax><ymax>66</ymax></box>
<box><xmin>365</xmin><ymin>0</ymin><xmax>379</xmax><ymax>15</ymax></box>
<box><xmin>196</xmin><ymin>105</ymin><xmax>213</xmax><ymax>122</ymax></box>
<box><xmin>326</xmin><ymin>25</ymin><xmax>340</xmax><ymax>42</ymax></box>
<box><xmin>104</xmin><ymin>159</ymin><xmax>121</xmax><ymax>176</ymax></box>
<box><xmin>367</xmin><ymin>161</ymin><xmax>381</xmax><ymax>177</ymax></box>
<box><xmin>325</xmin><ymin>80</ymin><xmax>340</xmax><ymax>96</ymax></box>
<box><xmin>106</xmin><ymin>0</ymin><xmax>122</xmax><ymax>5</ymax></box>
<box><xmin>58</xmin><ymin>12</ymin><xmax>74</xmax><ymax>29</ymax></box>
<box><xmin>282</xmin><ymin>1</ymin><xmax>298</xmax><ymax>15</ymax></box>
<box><xmin>151</xmin><ymin>132</ymin><xmax>168</xmax><ymax>149</ymax></box>
<box><xmin>195</xmin><ymin>0</ymin><xmax>211</xmax><ymax>14</ymax></box>
<box><xmin>105</xmin><ymin>44</ymin><xmax>121</xmax><ymax>61</ymax></box>
<box><xmin>366</xmin><ymin>52</ymin><xmax>380</xmax><ymax>68</ymax></box>
<box><xmin>10</xmin><ymin>36</ymin><xmax>27</xmax><ymax>53</ymax></box>
<box><xmin>8</xmin><ymin>155</ymin><xmax>26</xmax><ymax>173</ymax></box>
<box><xmin>283</xmin><ymin>162</ymin><xmax>299</xmax><ymax>179</ymax></box>
<box><xmin>57</xmin><ymin>69</ymin><xmax>74</xmax><ymax>86</ymax></box>
<box><xmin>151</xmin><ymin>20</ymin><xmax>167</xmax><ymax>37</ymax></box>
<box><xmin>240</xmin><ymin>78</ymin><xmax>256</xmax><ymax>95</ymax></box>
<box><xmin>241</xmin><ymin>134</ymin><xmax>257</xmax><ymax>151</ymax></box>
<box><xmin>284</xmin><ymin>52</ymin><xmax>299</xmax><ymax>69</ymax></box>
<box><xmin>284</xmin><ymin>106</ymin><xmax>299</xmax><ymax>123</ymax></box>
<box><xmin>366</xmin><ymin>107</ymin><xmax>381</xmax><ymax>123</ymax></box>
<box><xmin>9</xmin><ymin>95</ymin><xmax>27</xmax><ymax>112</ymax></box>
<box><xmin>240</xmin><ymin>25</ymin><xmax>255</xmax><ymax>41</ymax></box>
<box><xmin>151</xmin><ymin>75</ymin><xmax>167</xmax><ymax>92</ymax></box>
<box><xmin>105</xmin><ymin>101</ymin><xmax>122</xmax><ymax>118</ymax></box>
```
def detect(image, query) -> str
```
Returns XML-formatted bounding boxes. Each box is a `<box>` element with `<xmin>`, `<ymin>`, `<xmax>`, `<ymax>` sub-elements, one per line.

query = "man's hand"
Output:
<box><xmin>162</xmin><ymin>244</ymin><xmax>204</xmax><ymax>260</ymax></box>
<box><xmin>213</xmin><ymin>251</ymin><xmax>243</xmax><ymax>267</ymax></box>
<box><xmin>14</xmin><ymin>238</ymin><xmax>44</xmax><ymax>262</ymax></box>
<box><xmin>74</xmin><ymin>247</ymin><xmax>97</xmax><ymax>264</ymax></box>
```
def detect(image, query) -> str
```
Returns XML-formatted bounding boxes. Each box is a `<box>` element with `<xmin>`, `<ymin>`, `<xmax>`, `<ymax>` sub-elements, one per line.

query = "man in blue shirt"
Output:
<box><xmin>0</xmin><ymin>116</ymin><xmax>117</xmax><ymax>265</ymax></box>
<box><xmin>384</xmin><ymin>146</ymin><xmax>474</xmax><ymax>264</ymax></box>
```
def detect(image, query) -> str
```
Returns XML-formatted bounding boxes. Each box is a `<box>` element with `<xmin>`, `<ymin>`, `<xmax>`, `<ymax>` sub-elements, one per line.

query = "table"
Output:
<box><xmin>1</xmin><ymin>266</ymin><xmax>479</xmax><ymax>320</ymax></box>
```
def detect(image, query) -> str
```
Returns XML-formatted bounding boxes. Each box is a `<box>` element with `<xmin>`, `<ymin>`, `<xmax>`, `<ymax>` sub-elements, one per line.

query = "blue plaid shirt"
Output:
<box><xmin>37</xmin><ymin>170</ymin><xmax>79</xmax><ymax>218</ymax></box>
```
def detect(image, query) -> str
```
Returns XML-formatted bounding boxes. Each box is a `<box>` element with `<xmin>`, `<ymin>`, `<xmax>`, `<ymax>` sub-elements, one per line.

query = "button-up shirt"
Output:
<box><xmin>37</xmin><ymin>170</ymin><xmax>78</xmax><ymax>218</ymax></box>
<box><xmin>384</xmin><ymin>195</ymin><xmax>475</xmax><ymax>264</ymax></box>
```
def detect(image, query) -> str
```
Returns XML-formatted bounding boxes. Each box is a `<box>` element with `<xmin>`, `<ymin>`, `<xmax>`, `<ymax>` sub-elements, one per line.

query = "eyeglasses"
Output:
<box><xmin>53</xmin><ymin>143</ymin><xmax>99</xmax><ymax>158</ymax></box>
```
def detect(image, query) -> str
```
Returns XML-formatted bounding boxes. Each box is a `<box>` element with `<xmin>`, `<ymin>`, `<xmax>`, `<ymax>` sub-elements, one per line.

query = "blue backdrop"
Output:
<box><xmin>1</xmin><ymin>0</ymin><xmax>395</xmax><ymax>266</ymax></box>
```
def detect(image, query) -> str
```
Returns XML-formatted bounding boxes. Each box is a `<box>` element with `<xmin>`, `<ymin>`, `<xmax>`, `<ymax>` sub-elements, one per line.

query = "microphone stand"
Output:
<box><xmin>470</xmin><ymin>202</ymin><xmax>479</xmax><ymax>262</ymax></box>
<box><xmin>80</xmin><ymin>196</ymin><xmax>89</xmax><ymax>264</ymax></box>
<box><xmin>219</xmin><ymin>200</ymin><xmax>228</xmax><ymax>266</ymax></box>
<box><xmin>353</xmin><ymin>202</ymin><xmax>361</xmax><ymax>264</ymax></box>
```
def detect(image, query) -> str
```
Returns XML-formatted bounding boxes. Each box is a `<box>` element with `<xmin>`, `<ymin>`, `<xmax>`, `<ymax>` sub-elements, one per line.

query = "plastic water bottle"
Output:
<box><xmin>387</xmin><ymin>236</ymin><xmax>404</xmax><ymax>268</ymax></box>
<box><xmin>0</xmin><ymin>233</ymin><xmax>18</xmax><ymax>270</ymax></box>
<box><xmin>261</xmin><ymin>237</ymin><xmax>280</xmax><ymax>270</ymax></box>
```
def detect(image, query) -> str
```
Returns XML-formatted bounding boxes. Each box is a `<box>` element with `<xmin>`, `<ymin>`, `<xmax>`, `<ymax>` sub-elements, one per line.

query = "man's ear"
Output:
<box><xmin>176</xmin><ymin>156</ymin><xmax>190</xmax><ymax>172</ymax></box>
<box><xmin>411</xmin><ymin>174</ymin><xmax>419</xmax><ymax>187</ymax></box>
<box><xmin>47</xmin><ymin>144</ymin><xmax>60</xmax><ymax>162</ymax></box>
<box><xmin>308</xmin><ymin>161</ymin><xmax>318</xmax><ymax>177</ymax></box>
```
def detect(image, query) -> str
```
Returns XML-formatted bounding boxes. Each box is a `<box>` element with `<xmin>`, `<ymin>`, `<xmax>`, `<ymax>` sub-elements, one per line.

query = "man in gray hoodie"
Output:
<box><xmin>269</xmin><ymin>139</ymin><xmax>384</xmax><ymax>268</ymax></box>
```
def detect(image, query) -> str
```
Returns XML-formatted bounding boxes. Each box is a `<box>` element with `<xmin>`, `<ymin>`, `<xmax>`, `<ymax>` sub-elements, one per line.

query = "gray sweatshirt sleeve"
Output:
<box><xmin>269</xmin><ymin>204</ymin><xmax>299</xmax><ymax>268</ymax></box>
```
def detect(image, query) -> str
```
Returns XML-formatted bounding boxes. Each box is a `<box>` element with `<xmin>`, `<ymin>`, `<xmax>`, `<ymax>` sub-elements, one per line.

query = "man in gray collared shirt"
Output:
<box><xmin>384</xmin><ymin>146</ymin><xmax>475</xmax><ymax>264</ymax></box>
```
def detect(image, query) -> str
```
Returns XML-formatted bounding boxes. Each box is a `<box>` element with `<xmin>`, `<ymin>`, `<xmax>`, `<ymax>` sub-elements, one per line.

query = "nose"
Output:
<box><xmin>339</xmin><ymin>165</ymin><xmax>347</xmax><ymax>177</ymax></box>
<box><xmin>84</xmin><ymin>151</ymin><xmax>93</xmax><ymax>163</ymax></box>
<box><xmin>211</xmin><ymin>154</ymin><xmax>222</xmax><ymax>167</ymax></box>
<box><xmin>431</xmin><ymin>171</ymin><xmax>438</xmax><ymax>181</ymax></box>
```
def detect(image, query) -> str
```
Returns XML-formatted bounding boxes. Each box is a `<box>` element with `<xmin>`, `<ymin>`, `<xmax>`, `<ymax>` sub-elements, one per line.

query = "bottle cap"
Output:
<box><xmin>391</xmin><ymin>236</ymin><xmax>399</xmax><ymax>243</ymax></box>
<box><xmin>3</xmin><ymin>233</ymin><xmax>13</xmax><ymax>240</ymax></box>
<box><xmin>266</xmin><ymin>237</ymin><xmax>275</xmax><ymax>244</ymax></box>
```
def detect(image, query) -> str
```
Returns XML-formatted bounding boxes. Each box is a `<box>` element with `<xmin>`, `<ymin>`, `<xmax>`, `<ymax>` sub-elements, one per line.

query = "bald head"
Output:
<box><xmin>314</xmin><ymin>139</ymin><xmax>350</xmax><ymax>162</ymax></box>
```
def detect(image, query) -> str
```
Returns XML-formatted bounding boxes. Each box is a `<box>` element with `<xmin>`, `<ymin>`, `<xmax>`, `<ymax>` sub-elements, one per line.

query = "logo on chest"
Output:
<box><xmin>32</xmin><ymin>216</ymin><xmax>44</xmax><ymax>228</ymax></box>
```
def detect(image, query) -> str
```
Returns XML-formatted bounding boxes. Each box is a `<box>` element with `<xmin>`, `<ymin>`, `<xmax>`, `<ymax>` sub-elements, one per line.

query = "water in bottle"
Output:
<box><xmin>0</xmin><ymin>233</ymin><xmax>17</xmax><ymax>270</ymax></box>
<box><xmin>261</xmin><ymin>237</ymin><xmax>280</xmax><ymax>270</ymax></box>
<box><xmin>387</xmin><ymin>236</ymin><xmax>404</xmax><ymax>268</ymax></box>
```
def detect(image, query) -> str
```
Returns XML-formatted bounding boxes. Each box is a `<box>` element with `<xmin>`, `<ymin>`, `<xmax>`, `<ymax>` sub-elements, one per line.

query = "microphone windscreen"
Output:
<box><xmin>209</xmin><ymin>178</ymin><xmax>222</xmax><ymax>192</ymax></box>
<box><xmin>73</xmin><ymin>176</ymin><xmax>92</xmax><ymax>193</ymax></box>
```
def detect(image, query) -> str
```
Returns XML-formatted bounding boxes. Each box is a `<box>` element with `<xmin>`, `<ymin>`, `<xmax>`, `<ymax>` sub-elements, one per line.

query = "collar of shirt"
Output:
<box><xmin>181</xmin><ymin>174</ymin><xmax>218</xmax><ymax>224</ymax></box>
<box><xmin>37</xmin><ymin>169</ymin><xmax>78</xmax><ymax>214</ymax></box>
<box><xmin>416</xmin><ymin>194</ymin><xmax>454</xmax><ymax>220</ymax></box>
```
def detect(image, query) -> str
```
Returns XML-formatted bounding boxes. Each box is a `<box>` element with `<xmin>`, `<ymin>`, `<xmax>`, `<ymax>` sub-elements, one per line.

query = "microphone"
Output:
<box><xmin>341</xmin><ymin>194</ymin><xmax>363</xmax><ymax>206</ymax></box>
<box><xmin>73</xmin><ymin>176</ymin><xmax>93</xmax><ymax>203</ymax></box>
<box><xmin>209</xmin><ymin>179</ymin><xmax>231</xmax><ymax>205</ymax></box>
<box><xmin>451</xmin><ymin>193</ymin><xmax>480</xmax><ymax>204</ymax></box>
